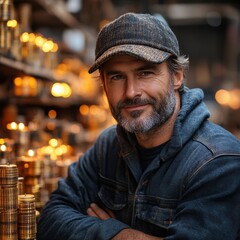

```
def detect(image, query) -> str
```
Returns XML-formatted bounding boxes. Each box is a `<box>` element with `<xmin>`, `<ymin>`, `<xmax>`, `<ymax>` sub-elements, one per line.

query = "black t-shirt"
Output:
<box><xmin>137</xmin><ymin>143</ymin><xmax>166</xmax><ymax>172</ymax></box>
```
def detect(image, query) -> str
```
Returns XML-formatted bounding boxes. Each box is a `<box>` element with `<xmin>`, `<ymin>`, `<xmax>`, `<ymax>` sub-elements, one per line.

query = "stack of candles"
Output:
<box><xmin>0</xmin><ymin>164</ymin><xmax>37</xmax><ymax>240</ymax></box>
<box><xmin>18</xmin><ymin>194</ymin><xmax>36</xmax><ymax>240</ymax></box>
<box><xmin>0</xmin><ymin>164</ymin><xmax>18</xmax><ymax>240</ymax></box>
<box><xmin>17</xmin><ymin>156</ymin><xmax>43</xmax><ymax>211</ymax></box>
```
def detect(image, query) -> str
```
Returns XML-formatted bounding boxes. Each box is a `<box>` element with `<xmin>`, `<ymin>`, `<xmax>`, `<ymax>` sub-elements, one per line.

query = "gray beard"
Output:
<box><xmin>109</xmin><ymin>83</ymin><xmax>176</xmax><ymax>134</ymax></box>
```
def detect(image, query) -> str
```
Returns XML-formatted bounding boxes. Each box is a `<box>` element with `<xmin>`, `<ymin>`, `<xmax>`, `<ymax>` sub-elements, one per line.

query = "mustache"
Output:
<box><xmin>117</xmin><ymin>97</ymin><xmax>156</xmax><ymax>108</ymax></box>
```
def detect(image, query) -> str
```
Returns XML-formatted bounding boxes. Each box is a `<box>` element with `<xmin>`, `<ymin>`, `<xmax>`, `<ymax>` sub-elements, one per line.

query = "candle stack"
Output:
<box><xmin>17</xmin><ymin>156</ymin><xmax>43</xmax><ymax>211</ymax></box>
<box><xmin>0</xmin><ymin>164</ymin><xmax>18</xmax><ymax>240</ymax></box>
<box><xmin>18</xmin><ymin>194</ymin><xmax>36</xmax><ymax>240</ymax></box>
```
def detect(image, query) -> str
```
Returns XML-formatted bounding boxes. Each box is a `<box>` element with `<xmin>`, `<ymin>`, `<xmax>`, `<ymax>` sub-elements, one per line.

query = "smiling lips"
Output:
<box><xmin>123</xmin><ymin>103</ymin><xmax>148</xmax><ymax>111</ymax></box>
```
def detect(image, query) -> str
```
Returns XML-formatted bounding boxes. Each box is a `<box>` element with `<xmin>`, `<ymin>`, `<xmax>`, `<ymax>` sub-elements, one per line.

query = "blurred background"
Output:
<box><xmin>0</xmin><ymin>0</ymin><xmax>239</xmax><ymax>209</ymax></box>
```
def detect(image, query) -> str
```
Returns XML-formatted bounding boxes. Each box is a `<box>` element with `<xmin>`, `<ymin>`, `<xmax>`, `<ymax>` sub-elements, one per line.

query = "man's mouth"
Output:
<box><xmin>123</xmin><ymin>104</ymin><xmax>148</xmax><ymax>111</ymax></box>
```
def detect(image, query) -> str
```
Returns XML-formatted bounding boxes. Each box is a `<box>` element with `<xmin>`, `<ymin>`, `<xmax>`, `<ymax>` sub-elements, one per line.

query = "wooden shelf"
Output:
<box><xmin>0</xmin><ymin>56</ymin><xmax>55</xmax><ymax>81</ymax></box>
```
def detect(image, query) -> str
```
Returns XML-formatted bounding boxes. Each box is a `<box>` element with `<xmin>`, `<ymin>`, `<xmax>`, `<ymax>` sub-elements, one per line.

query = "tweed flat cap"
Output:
<box><xmin>88</xmin><ymin>12</ymin><xmax>179</xmax><ymax>73</ymax></box>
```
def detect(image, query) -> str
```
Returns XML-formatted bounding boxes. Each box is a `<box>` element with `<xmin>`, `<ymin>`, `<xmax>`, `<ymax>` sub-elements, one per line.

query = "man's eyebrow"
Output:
<box><xmin>105</xmin><ymin>70</ymin><xmax>123</xmax><ymax>76</ymax></box>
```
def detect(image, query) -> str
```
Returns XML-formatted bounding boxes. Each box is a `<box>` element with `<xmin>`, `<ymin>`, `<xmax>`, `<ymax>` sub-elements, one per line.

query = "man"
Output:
<box><xmin>37</xmin><ymin>13</ymin><xmax>240</xmax><ymax>240</ymax></box>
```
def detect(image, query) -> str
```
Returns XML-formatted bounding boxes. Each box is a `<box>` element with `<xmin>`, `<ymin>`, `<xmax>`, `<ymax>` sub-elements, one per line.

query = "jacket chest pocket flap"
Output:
<box><xmin>136</xmin><ymin>198</ymin><xmax>177</xmax><ymax>229</ymax></box>
<box><xmin>98</xmin><ymin>182</ymin><xmax>128</xmax><ymax>211</ymax></box>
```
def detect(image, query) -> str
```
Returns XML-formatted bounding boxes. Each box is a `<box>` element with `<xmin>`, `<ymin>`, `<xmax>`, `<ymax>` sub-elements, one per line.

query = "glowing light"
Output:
<box><xmin>18</xmin><ymin>123</ymin><xmax>25</xmax><ymax>130</ymax></box>
<box><xmin>0</xmin><ymin>144</ymin><xmax>7</xmax><ymax>152</ymax></box>
<box><xmin>42</xmin><ymin>40</ymin><xmax>54</xmax><ymax>53</ymax></box>
<box><xmin>215</xmin><ymin>88</ymin><xmax>240</xmax><ymax>110</ymax></box>
<box><xmin>27</xmin><ymin>149</ymin><xmax>35</xmax><ymax>157</ymax></box>
<box><xmin>7</xmin><ymin>122</ymin><xmax>18</xmax><ymax>130</ymax></box>
<box><xmin>24</xmin><ymin>163</ymin><xmax>29</xmax><ymax>169</ymax></box>
<box><xmin>48</xmin><ymin>110</ymin><xmax>57</xmax><ymax>119</ymax></box>
<box><xmin>44</xmin><ymin>146</ymin><xmax>54</xmax><ymax>155</ymax></box>
<box><xmin>7</xmin><ymin>19</ymin><xmax>18</xmax><ymax>28</ymax></box>
<box><xmin>228</xmin><ymin>89</ymin><xmax>240</xmax><ymax>110</ymax></box>
<box><xmin>51</xmin><ymin>43</ymin><xmax>59</xmax><ymax>53</ymax></box>
<box><xmin>35</xmin><ymin>35</ymin><xmax>46</xmax><ymax>47</ymax></box>
<box><xmin>61</xmin><ymin>83</ymin><xmax>72</xmax><ymax>98</ymax></box>
<box><xmin>51</xmin><ymin>83</ymin><xmax>64</xmax><ymax>97</ymax></box>
<box><xmin>215</xmin><ymin>89</ymin><xmax>230</xmax><ymax>105</ymax></box>
<box><xmin>79</xmin><ymin>105</ymin><xmax>89</xmax><ymax>115</ymax></box>
<box><xmin>26</xmin><ymin>76</ymin><xmax>37</xmax><ymax>88</ymax></box>
<box><xmin>14</xmin><ymin>77</ymin><xmax>22</xmax><ymax>86</ymax></box>
<box><xmin>90</xmin><ymin>105</ymin><xmax>99</xmax><ymax>115</ymax></box>
<box><xmin>20</xmin><ymin>32</ymin><xmax>29</xmax><ymax>43</ymax></box>
<box><xmin>55</xmin><ymin>147</ymin><xmax>64</xmax><ymax>156</ymax></box>
<box><xmin>46</xmin><ymin>122</ymin><xmax>56</xmax><ymax>131</ymax></box>
<box><xmin>69</xmin><ymin>124</ymin><xmax>81</xmax><ymax>133</ymax></box>
<box><xmin>51</xmin><ymin>82</ymin><xmax>72</xmax><ymax>98</ymax></box>
<box><xmin>49</xmin><ymin>138</ymin><xmax>59</xmax><ymax>148</ymax></box>
<box><xmin>28</xmin><ymin>33</ymin><xmax>36</xmax><ymax>43</ymax></box>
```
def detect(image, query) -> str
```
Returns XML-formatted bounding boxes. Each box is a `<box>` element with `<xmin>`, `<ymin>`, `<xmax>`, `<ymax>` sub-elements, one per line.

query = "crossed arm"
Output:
<box><xmin>87</xmin><ymin>203</ymin><xmax>163</xmax><ymax>240</ymax></box>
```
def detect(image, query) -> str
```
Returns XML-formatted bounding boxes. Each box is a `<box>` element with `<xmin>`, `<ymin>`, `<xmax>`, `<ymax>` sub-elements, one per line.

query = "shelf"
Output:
<box><xmin>4</xmin><ymin>95</ymin><xmax>82</xmax><ymax>108</ymax></box>
<box><xmin>0</xmin><ymin>56</ymin><xmax>55</xmax><ymax>81</ymax></box>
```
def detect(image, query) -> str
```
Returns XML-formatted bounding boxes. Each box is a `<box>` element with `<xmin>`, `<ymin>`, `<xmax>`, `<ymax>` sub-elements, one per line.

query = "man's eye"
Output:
<box><xmin>111</xmin><ymin>75</ymin><xmax>124</xmax><ymax>81</ymax></box>
<box><xmin>138</xmin><ymin>71</ymin><xmax>153</xmax><ymax>77</ymax></box>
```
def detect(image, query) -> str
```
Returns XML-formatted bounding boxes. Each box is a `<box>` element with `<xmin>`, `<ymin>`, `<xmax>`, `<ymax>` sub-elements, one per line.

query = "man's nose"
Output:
<box><xmin>125</xmin><ymin>78</ymin><xmax>142</xmax><ymax>99</ymax></box>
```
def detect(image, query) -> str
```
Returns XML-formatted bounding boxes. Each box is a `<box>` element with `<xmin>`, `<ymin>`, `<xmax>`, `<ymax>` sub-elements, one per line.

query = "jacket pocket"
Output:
<box><xmin>98</xmin><ymin>174</ymin><xmax>128</xmax><ymax>211</ymax></box>
<box><xmin>136</xmin><ymin>196</ymin><xmax>177</xmax><ymax>229</ymax></box>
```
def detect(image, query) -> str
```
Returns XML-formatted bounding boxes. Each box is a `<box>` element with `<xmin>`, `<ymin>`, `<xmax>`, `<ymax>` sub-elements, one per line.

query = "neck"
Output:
<box><xmin>135</xmin><ymin>92</ymin><xmax>181</xmax><ymax>148</ymax></box>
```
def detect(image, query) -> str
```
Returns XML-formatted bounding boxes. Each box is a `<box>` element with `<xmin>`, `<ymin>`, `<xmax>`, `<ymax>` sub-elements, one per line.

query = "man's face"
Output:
<box><xmin>102</xmin><ymin>55</ymin><xmax>179</xmax><ymax>134</ymax></box>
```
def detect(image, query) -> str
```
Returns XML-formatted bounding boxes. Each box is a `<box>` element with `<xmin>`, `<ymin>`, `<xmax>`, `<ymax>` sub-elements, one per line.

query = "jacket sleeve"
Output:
<box><xmin>165</xmin><ymin>155</ymin><xmax>240</xmax><ymax>240</ymax></box>
<box><xmin>36</xmin><ymin>135</ymin><xmax>129</xmax><ymax>240</ymax></box>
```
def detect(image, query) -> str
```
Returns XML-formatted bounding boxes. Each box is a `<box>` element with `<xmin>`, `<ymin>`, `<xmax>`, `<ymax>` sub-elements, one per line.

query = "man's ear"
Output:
<box><xmin>173</xmin><ymin>69</ymin><xmax>184</xmax><ymax>90</ymax></box>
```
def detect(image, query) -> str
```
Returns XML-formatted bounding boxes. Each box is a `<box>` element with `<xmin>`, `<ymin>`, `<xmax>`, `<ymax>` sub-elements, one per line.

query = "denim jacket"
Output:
<box><xmin>37</xmin><ymin>88</ymin><xmax>240</xmax><ymax>240</ymax></box>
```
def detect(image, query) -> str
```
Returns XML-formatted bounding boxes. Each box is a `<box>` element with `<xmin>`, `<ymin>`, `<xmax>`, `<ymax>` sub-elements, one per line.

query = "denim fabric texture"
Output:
<box><xmin>37</xmin><ymin>88</ymin><xmax>240</xmax><ymax>240</ymax></box>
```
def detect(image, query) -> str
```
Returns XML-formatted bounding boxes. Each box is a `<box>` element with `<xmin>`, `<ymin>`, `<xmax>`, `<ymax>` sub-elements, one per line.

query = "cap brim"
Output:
<box><xmin>88</xmin><ymin>44</ymin><xmax>171</xmax><ymax>73</ymax></box>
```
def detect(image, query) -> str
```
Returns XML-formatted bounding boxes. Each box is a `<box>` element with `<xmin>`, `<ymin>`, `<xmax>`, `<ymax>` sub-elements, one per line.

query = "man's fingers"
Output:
<box><xmin>87</xmin><ymin>203</ymin><xmax>111</xmax><ymax>220</ymax></box>
<box><xmin>106</xmin><ymin>208</ymin><xmax>115</xmax><ymax>218</ymax></box>
<box><xmin>87</xmin><ymin>207</ymin><xmax>98</xmax><ymax>217</ymax></box>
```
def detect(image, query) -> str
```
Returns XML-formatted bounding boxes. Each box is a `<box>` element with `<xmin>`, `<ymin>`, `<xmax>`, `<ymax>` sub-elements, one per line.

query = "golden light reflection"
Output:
<box><xmin>14</xmin><ymin>76</ymin><xmax>38</xmax><ymax>96</ymax></box>
<box><xmin>48</xmin><ymin>110</ymin><xmax>57</xmax><ymax>119</ymax></box>
<box><xmin>18</xmin><ymin>123</ymin><xmax>25</xmax><ymax>130</ymax></box>
<box><xmin>27</xmin><ymin>149</ymin><xmax>35</xmax><ymax>157</ymax></box>
<box><xmin>51</xmin><ymin>43</ymin><xmax>59</xmax><ymax>53</ymax></box>
<box><xmin>89</xmin><ymin>105</ymin><xmax>99</xmax><ymax>115</ymax></box>
<box><xmin>215</xmin><ymin>89</ymin><xmax>240</xmax><ymax>110</ymax></box>
<box><xmin>51</xmin><ymin>82</ymin><xmax>72</xmax><ymax>98</ymax></box>
<box><xmin>79</xmin><ymin>105</ymin><xmax>89</xmax><ymax>115</ymax></box>
<box><xmin>49</xmin><ymin>138</ymin><xmax>59</xmax><ymax>148</ymax></box>
<box><xmin>7</xmin><ymin>19</ymin><xmax>18</xmax><ymax>28</ymax></box>
<box><xmin>28</xmin><ymin>33</ymin><xmax>36</xmax><ymax>43</ymax></box>
<box><xmin>0</xmin><ymin>144</ymin><xmax>7</xmax><ymax>152</ymax></box>
<box><xmin>35</xmin><ymin>35</ymin><xmax>46</xmax><ymax>47</ymax></box>
<box><xmin>42</xmin><ymin>40</ymin><xmax>54</xmax><ymax>53</ymax></box>
<box><xmin>20</xmin><ymin>32</ymin><xmax>29</xmax><ymax>43</ymax></box>
<box><xmin>6</xmin><ymin>122</ymin><xmax>18</xmax><ymax>130</ymax></box>
<box><xmin>46</xmin><ymin>121</ymin><xmax>56</xmax><ymax>131</ymax></box>
<box><xmin>215</xmin><ymin>89</ymin><xmax>230</xmax><ymax>105</ymax></box>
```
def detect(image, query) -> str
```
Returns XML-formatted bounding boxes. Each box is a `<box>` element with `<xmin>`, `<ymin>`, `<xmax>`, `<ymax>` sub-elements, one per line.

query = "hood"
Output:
<box><xmin>160</xmin><ymin>87</ymin><xmax>210</xmax><ymax>161</ymax></box>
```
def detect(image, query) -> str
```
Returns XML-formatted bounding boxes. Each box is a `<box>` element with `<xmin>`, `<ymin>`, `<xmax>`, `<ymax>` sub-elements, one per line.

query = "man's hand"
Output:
<box><xmin>87</xmin><ymin>203</ymin><xmax>115</xmax><ymax>220</ymax></box>
<box><xmin>87</xmin><ymin>203</ymin><xmax>163</xmax><ymax>240</ymax></box>
<box><xmin>112</xmin><ymin>229</ymin><xmax>163</xmax><ymax>240</ymax></box>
